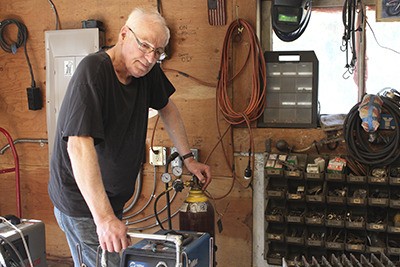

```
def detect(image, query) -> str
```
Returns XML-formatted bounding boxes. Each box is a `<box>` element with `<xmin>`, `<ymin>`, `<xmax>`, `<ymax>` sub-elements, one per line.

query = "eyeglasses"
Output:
<box><xmin>127</xmin><ymin>27</ymin><xmax>167</xmax><ymax>61</ymax></box>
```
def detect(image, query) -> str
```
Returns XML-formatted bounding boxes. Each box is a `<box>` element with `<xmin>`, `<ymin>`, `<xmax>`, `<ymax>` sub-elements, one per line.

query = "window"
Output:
<box><xmin>272</xmin><ymin>7</ymin><xmax>400</xmax><ymax>114</ymax></box>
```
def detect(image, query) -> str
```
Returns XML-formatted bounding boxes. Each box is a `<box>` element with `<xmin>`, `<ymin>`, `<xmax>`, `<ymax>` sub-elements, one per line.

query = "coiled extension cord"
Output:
<box><xmin>0</xmin><ymin>18</ymin><xmax>36</xmax><ymax>87</ymax></box>
<box><xmin>344</xmin><ymin>95</ymin><xmax>400</xmax><ymax>166</ymax></box>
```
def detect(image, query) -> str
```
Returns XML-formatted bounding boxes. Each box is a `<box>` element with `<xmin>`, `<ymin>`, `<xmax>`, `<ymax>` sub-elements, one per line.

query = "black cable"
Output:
<box><xmin>154</xmin><ymin>190</ymin><xmax>167</xmax><ymax>230</ymax></box>
<box><xmin>341</xmin><ymin>0</ymin><xmax>363</xmax><ymax>76</ymax></box>
<box><xmin>0</xmin><ymin>19</ymin><xmax>36</xmax><ymax>88</ymax></box>
<box><xmin>165</xmin><ymin>181</ymin><xmax>172</xmax><ymax>230</ymax></box>
<box><xmin>164</xmin><ymin>151</ymin><xmax>179</xmax><ymax>230</ymax></box>
<box><xmin>344</xmin><ymin>95</ymin><xmax>400</xmax><ymax>166</ymax></box>
<box><xmin>47</xmin><ymin>0</ymin><xmax>61</xmax><ymax>30</ymax></box>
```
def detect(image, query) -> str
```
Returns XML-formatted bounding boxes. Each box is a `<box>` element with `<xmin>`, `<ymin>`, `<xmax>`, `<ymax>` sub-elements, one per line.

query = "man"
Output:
<box><xmin>48</xmin><ymin>7</ymin><xmax>211</xmax><ymax>267</ymax></box>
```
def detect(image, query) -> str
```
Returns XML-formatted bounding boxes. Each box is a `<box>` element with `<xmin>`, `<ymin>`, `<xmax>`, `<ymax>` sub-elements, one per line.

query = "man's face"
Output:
<box><xmin>122</xmin><ymin>26</ymin><xmax>167</xmax><ymax>78</ymax></box>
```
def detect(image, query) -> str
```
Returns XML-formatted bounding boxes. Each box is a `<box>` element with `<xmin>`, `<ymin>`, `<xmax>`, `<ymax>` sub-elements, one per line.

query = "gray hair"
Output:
<box><xmin>125</xmin><ymin>8</ymin><xmax>170</xmax><ymax>45</ymax></box>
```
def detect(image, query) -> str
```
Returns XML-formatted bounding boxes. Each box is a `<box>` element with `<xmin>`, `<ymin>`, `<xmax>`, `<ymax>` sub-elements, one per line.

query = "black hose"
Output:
<box><xmin>154</xmin><ymin>190</ymin><xmax>167</xmax><ymax>230</ymax></box>
<box><xmin>344</xmin><ymin>96</ymin><xmax>400</xmax><ymax>166</ymax></box>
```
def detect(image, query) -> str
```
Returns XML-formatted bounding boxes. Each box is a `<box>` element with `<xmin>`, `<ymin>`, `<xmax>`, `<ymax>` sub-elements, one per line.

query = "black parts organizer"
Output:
<box><xmin>264</xmin><ymin>153</ymin><xmax>400</xmax><ymax>266</ymax></box>
<box><xmin>258</xmin><ymin>51</ymin><xmax>319</xmax><ymax>128</ymax></box>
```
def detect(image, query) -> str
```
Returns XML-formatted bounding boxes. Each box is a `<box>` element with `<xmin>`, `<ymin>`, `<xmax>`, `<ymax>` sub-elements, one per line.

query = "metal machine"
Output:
<box><xmin>0</xmin><ymin>219</ymin><xmax>47</xmax><ymax>267</ymax></box>
<box><xmin>121</xmin><ymin>230</ymin><xmax>213</xmax><ymax>267</ymax></box>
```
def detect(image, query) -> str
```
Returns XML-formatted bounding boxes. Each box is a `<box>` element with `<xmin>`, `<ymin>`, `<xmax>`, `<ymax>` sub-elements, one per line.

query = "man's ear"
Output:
<box><xmin>121</xmin><ymin>26</ymin><xmax>129</xmax><ymax>40</ymax></box>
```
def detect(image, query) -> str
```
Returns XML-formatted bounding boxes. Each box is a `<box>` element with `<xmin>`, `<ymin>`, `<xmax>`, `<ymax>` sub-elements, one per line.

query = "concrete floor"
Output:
<box><xmin>47</xmin><ymin>258</ymin><xmax>74</xmax><ymax>266</ymax></box>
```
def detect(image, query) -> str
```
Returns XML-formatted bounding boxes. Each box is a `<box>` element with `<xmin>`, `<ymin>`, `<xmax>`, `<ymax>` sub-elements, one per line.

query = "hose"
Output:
<box><xmin>154</xmin><ymin>189</ymin><xmax>171</xmax><ymax>230</ymax></box>
<box><xmin>344</xmin><ymin>95</ymin><xmax>400</xmax><ymax>166</ymax></box>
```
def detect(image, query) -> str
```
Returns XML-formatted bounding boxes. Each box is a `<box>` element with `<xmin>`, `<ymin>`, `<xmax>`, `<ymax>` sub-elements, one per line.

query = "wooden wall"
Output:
<box><xmin>0</xmin><ymin>0</ymin><xmax>347</xmax><ymax>266</ymax></box>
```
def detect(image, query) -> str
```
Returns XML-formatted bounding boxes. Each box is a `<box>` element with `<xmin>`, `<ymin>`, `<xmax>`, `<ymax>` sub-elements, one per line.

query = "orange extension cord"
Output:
<box><xmin>212</xmin><ymin>18</ymin><xmax>267</xmax><ymax>198</ymax></box>
<box><xmin>217</xmin><ymin>18</ymin><xmax>267</xmax><ymax>126</ymax></box>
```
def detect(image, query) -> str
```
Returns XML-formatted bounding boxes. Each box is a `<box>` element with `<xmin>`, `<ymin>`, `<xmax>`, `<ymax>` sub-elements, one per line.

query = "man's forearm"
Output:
<box><xmin>67</xmin><ymin>136</ymin><xmax>115</xmax><ymax>223</ymax></box>
<box><xmin>158</xmin><ymin>100</ymin><xmax>192</xmax><ymax>156</ymax></box>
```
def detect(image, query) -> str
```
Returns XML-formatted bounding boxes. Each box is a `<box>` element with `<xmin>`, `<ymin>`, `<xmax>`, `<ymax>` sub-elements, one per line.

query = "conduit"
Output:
<box><xmin>0</xmin><ymin>138</ymin><xmax>47</xmax><ymax>155</ymax></box>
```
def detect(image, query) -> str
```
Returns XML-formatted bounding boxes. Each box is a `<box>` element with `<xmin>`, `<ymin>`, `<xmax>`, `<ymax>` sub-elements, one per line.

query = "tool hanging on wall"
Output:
<box><xmin>207</xmin><ymin>0</ymin><xmax>226</xmax><ymax>25</ymax></box>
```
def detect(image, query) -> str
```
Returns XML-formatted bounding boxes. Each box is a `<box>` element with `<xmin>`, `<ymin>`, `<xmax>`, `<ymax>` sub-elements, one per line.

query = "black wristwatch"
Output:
<box><xmin>181</xmin><ymin>151</ymin><xmax>194</xmax><ymax>160</ymax></box>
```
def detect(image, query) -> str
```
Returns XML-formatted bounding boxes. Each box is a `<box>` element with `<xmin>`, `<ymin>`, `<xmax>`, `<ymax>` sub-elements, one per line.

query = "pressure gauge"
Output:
<box><xmin>161</xmin><ymin>173</ymin><xmax>172</xmax><ymax>183</ymax></box>
<box><xmin>172</xmin><ymin>166</ymin><xmax>183</xmax><ymax>177</ymax></box>
<box><xmin>170</xmin><ymin>147</ymin><xmax>183</xmax><ymax>177</ymax></box>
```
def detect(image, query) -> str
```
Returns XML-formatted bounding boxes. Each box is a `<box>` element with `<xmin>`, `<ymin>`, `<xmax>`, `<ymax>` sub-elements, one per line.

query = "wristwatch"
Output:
<box><xmin>181</xmin><ymin>151</ymin><xmax>194</xmax><ymax>160</ymax></box>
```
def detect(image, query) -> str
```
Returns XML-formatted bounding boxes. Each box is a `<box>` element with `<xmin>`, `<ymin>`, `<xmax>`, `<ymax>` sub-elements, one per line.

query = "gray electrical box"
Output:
<box><xmin>45</xmin><ymin>28</ymin><xmax>101</xmax><ymax>161</ymax></box>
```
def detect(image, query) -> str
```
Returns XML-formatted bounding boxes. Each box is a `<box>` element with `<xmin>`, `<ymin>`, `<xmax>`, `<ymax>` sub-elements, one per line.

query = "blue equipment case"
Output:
<box><xmin>120</xmin><ymin>230</ymin><xmax>212</xmax><ymax>267</ymax></box>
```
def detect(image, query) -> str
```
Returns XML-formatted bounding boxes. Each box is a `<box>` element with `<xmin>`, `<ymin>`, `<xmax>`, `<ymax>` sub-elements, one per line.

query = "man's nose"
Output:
<box><xmin>145</xmin><ymin>51</ymin><xmax>157</xmax><ymax>64</ymax></box>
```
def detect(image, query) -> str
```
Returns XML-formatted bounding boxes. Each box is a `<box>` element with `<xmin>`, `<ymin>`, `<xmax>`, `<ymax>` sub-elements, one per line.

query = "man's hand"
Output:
<box><xmin>96</xmin><ymin>216</ymin><xmax>131</xmax><ymax>253</ymax></box>
<box><xmin>184</xmin><ymin>158</ymin><xmax>212</xmax><ymax>189</ymax></box>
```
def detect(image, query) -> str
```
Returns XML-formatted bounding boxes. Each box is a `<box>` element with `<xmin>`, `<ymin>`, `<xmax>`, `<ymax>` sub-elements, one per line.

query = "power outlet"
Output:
<box><xmin>190</xmin><ymin>148</ymin><xmax>199</xmax><ymax>161</ymax></box>
<box><xmin>149</xmin><ymin>146</ymin><xmax>166</xmax><ymax>166</ymax></box>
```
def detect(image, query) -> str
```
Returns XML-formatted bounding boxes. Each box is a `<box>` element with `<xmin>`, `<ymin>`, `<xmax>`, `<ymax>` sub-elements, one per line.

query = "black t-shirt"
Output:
<box><xmin>48</xmin><ymin>51</ymin><xmax>175</xmax><ymax>217</ymax></box>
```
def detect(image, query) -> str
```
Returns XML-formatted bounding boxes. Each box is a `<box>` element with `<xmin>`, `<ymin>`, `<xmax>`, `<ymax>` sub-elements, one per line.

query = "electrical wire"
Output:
<box><xmin>149</xmin><ymin>115</ymin><xmax>161</xmax><ymax>155</ymax></box>
<box><xmin>365</xmin><ymin>19</ymin><xmax>400</xmax><ymax>55</ymax></box>
<box><xmin>47</xmin><ymin>0</ymin><xmax>61</xmax><ymax>30</ymax></box>
<box><xmin>0</xmin><ymin>19</ymin><xmax>36</xmax><ymax>88</ymax></box>
<box><xmin>162</xmin><ymin>67</ymin><xmax>217</xmax><ymax>88</ymax></box>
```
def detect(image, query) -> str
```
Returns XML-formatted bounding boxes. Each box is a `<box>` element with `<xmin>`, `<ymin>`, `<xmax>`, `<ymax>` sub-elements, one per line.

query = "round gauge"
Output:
<box><xmin>161</xmin><ymin>173</ymin><xmax>172</xmax><ymax>183</ymax></box>
<box><xmin>172</xmin><ymin>166</ymin><xmax>183</xmax><ymax>177</ymax></box>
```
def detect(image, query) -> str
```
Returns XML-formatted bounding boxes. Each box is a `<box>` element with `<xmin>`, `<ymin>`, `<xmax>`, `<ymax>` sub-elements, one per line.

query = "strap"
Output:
<box><xmin>181</xmin><ymin>152</ymin><xmax>194</xmax><ymax>160</ymax></box>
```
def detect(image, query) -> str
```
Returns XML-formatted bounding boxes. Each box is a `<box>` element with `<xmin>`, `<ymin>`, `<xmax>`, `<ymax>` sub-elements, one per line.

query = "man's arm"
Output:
<box><xmin>158</xmin><ymin>100</ymin><xmax>212</xmax><ymax>188</ymax></box>
<box><xmin>67</xmin><ymin>136</ymin><xmax>130</xmax><ymax>252</ymax></box>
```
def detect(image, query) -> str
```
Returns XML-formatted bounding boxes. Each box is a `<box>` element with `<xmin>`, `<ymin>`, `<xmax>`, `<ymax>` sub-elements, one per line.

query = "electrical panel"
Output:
<box><xmin>258</xmin><ymin>51</ymin><xmax>319</xmax><ymax>128</ymax></box>
<box><xmin>45</xmin><ymin>28</ymin><xmax>102</xmax><ymax>161</ymax></box>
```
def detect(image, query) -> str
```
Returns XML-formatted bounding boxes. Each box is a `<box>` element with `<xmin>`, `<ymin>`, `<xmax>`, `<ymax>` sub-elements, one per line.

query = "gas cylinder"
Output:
<box><xmin>179</xmin><ymin>176</ymin><xmax>216</xmax><ymax>264</ymax></box>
